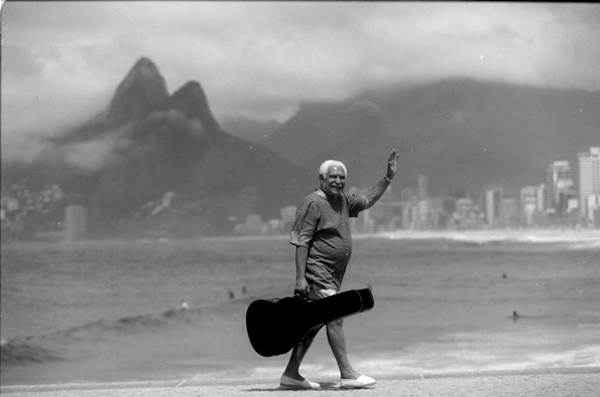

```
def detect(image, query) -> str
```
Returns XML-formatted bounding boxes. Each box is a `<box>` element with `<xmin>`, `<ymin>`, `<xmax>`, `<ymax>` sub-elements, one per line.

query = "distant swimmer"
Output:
<box><xmin>228</xmin><ymin>289</ymin><xmax>235</xmax><ymax>300</ymax></box>
<box><xmin>502</xmin><ymin>273</ymin><xmax>508</xmax><ymax>279</ymax></box>
<box><xmin>180</xmin><ymin>300</ymin><xmax>189</xmax><ymax>311</ymax></box>
<box><xmin>512</xmin><ymin>310</ymin><xmax>520</xmax><ymax>322</ymax></box>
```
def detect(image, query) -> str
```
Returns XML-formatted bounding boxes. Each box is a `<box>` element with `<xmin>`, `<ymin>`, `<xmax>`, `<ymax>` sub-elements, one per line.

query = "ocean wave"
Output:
<box><xmin>568</xmin><ymin>240</ymin><xmax>600</xmax><ymax>249</ymax></box>
<box><xmin>1</xmin><ymin>340</ymin><xmax>64</xmax><ymax>366</ymax></box>
<box><xmin>1</xmin><ymin>307</ymin><xmax>202</xmax><ymax>367</ymax></box>
<box><xmin>378</xmin><ymin>229</ymin><xmax>600</xmax><ymax>247</ymax></box>
<box><xmin>69</xmin><ymin>309</ymin><xmax>197</xmax><ymax>337</ymax></box>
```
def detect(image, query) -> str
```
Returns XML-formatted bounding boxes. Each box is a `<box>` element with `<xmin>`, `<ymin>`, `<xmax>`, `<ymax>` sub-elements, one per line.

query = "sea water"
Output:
<box><xmin>1</xmin><ymin>230</ymin><xmax>599</xmax><ymax>385</ymax></box>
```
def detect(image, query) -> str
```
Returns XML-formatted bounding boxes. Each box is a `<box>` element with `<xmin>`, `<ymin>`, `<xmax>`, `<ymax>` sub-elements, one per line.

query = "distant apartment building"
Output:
<box><xmin>234</xmin><ymin>214</ymin><xmax>269</xmax><ymax>235</ymax></box>
<box><xmin>411</xmin><ymin>197</ymin><xmax>444</xmax><ymax>229</ymax></box>
<box><xmin>536</xmin><ymin>183</ymin><xmax>545</xmax><ymax>213</ymax></box>
<box><xmin>423</xmin><ymin>197</ymin><xmax>453</xmax><ymax>229</ymax></box>
<box><xmin>400</xmin><ymin>198</ymin><xmax>420</xmax><ymax>229</ymax></box>
<box><xmin>578</xmin><ymin>147</ymin><xmax>600</xmax><ymax>223</ymax></box>
<box><xmin>483</xmin><ymin>186</ymin><xmax>502</xmax><ymax>226</ymax></box>
<box><xmin>451</xmin><ymin>197</ymin><xmax>482</xmax><ymax>229</ymax></box>
<box><xmin>585</xmin><ymin>196</ymin><xmax>600</xmax><ymax>226</ymax></box>
<box><xmin>520</xmin><ymin>186</ymin><xmax>538</xmax><ymax>226</ymax></box>
<box><xmin>544</xmin><ymin>160</ymin><xmax>574</xmax><ymax>215</ymax></box>
<box><xmin>364</xmin><ymin>185</ymin><xmax>402</xmax><ymax>231</ymax></box>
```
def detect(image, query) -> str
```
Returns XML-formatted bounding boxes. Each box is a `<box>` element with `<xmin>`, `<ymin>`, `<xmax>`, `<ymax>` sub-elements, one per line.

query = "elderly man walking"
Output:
<box><xmin>280</xmin><ymin>150</ymin><xmax>399</xmax><ymax>390</ymax></box>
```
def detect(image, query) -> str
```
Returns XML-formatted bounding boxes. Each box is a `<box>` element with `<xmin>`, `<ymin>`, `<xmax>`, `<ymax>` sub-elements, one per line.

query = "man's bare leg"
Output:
<box><xmin>282</xmin><ymin>325</ymin><xmax>322</xmax><ymax>380</ymax></box>
<box><xmin>326</xmin><ymin>318</ymin><xmax>360</xmax><ymax>379</ymax></box>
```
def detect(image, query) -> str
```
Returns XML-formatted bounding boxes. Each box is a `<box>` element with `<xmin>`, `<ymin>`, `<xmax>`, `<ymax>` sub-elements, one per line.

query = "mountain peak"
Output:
<box><xmin>107</xmin><ymin>57</ymin><xmax>169</xmax><ymax>124</ymax></box>
<box><xmin>179</xmin><ymin>80</ymin><xmax>202</xmax><ymax>92</ymax></box>
<box><xmin>130</xmin><ymin>57</ymin><xmax>161</xmax><ymax>79</ymax></box>
<box><xmin>167</xmin><ymin>80</ymin><xmax>220</xmax><ymax>135</ymax></box>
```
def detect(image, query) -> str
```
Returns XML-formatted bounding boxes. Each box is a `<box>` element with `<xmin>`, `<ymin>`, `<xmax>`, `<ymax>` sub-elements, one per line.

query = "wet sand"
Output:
<box><xmin>2</xmin><ymin>368</ymin><xmax>599</xmax><ymax>397</ymax></box>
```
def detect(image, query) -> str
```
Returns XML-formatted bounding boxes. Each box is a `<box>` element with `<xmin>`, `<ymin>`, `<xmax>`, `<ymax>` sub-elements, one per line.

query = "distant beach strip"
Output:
<box><xmin>364</xmin><ymin>228</ymin><xmax>600</xmax><ymax>249</ymax></box>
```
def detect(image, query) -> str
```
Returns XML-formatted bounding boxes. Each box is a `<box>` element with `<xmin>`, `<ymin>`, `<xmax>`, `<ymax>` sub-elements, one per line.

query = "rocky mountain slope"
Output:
<box><xmin>3</xmin><ymin>57</ymin><xmax>313</xmax><ymax>236</ymax></box>
<box><xmin>261</xmin><ymin>79</ymin><xmax>600</xmax><ymax>195</ymax></box>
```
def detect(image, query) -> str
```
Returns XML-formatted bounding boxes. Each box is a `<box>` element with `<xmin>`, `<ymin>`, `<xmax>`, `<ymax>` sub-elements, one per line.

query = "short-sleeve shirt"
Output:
<box><xmin>290</xmin><ymin>189</ymin><xmax>368</xmax><ymax>290</ymax></box>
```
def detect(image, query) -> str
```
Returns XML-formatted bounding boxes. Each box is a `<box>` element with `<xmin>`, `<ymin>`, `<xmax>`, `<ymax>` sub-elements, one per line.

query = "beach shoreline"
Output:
<box><xmin>2</xmin><ymin>367</ymin><xmax>599</xmax><ymax>396</ymax></box>
<box><xmin>3</xmin><ymin>235</ymin><xmax>599</xmax><ymax>391</ymax></box>
<box><xmin>5</xmin><ymin>226</ymin><xmax>600</xmax><ymax>246</ymax></box>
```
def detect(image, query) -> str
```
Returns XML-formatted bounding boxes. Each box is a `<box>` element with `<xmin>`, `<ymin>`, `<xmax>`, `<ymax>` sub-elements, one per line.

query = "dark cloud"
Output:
<box><xmin>2</xmin><ymin>1</ymin><xmax>599</xmax><ymax>152</ymax></box>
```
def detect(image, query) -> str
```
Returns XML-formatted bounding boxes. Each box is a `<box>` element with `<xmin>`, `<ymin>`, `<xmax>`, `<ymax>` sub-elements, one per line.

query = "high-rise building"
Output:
<box><xmin>544</xmin><ymin>160</ymin><xmax>573</xmax><ymax>214</ymax></box>
<box><xmin>536</xmin><ymin>184</ymin><xmax>545</xmax><ymax>213</ymax></box>
<box><xmin>585</xmin><ymin>195</ymin><xmax>600</xmax><ymax>225</ymax></box>
<box><xmin>578</xmin><ymin>147</ymin><xmax>600</xmax><ymax>222</ymax></box>
<box><xmin>520</xmin><ymin>186</ymin><xmax>537</xmax><ymax>226</ymax></box>
<box><xmin>484</xmin><ymin>186</ymin><xmax>502</xmax><ymax>225</ymax></box>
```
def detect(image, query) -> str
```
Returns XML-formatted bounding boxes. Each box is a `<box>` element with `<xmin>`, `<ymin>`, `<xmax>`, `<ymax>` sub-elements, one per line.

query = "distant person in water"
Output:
<box><xmin>280</xmin><ymin>150</ymin><xmax>399</xmax><ymax>390</ymax></box>
<box><xmin>180</xmin><ymin>300</ymin><xmax>189</xmax><ymax>311</ymax></box>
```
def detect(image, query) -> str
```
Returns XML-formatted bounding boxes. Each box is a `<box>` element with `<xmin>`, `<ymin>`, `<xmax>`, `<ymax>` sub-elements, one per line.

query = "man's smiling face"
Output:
<box><xmin>320</xmin><ymin>164</ymin><xmax>346</xmax><ymax>198</ymax></box>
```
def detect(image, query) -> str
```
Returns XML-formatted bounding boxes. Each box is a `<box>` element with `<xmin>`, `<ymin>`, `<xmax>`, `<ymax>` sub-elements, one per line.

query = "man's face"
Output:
<box><xmin>320</xmin><ymin>165</ymin><xmax>346</xmax><ymax>198</ymax></box>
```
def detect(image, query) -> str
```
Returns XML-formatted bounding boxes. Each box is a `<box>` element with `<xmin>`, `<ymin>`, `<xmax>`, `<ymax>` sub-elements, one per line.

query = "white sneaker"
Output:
<box><xmin>340</xmin><ymin>374</ymin><xmax>376</xmax><ymax>389</ymax></box>
<box><xmin>280</xmin><ymin>374</ymin><xmax>320</xmax><ymax>390</ymax></box>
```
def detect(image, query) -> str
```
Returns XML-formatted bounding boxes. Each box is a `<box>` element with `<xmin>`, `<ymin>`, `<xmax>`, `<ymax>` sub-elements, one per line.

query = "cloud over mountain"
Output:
<box><xmin>2</xmin><ymin>57</ymin><xmax>313</xmax><ymax>236</ymax></box>
<box><xmin>261</xmin><ymin>78</ymin><xmax>600</xmax><ymax>195</ymax></box>
<box><xmin>3</xmin><ymin>2</ymin><xmax>599</xmax><ymax>145</ymax></box>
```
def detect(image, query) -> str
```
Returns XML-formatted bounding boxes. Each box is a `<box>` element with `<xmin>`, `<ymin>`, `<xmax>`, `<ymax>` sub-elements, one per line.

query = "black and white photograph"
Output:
<box><xmin>1</xmin><ymin>1</ymin><xmax>599</xmax><ymax>396</ymax></box>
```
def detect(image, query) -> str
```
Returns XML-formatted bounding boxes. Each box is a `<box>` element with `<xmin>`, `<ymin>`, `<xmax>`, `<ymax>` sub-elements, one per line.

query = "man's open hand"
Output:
<box><xmin>386</xmin><ymin>149</ymin><xmax>399</xmax><ymax>180</ymax></box>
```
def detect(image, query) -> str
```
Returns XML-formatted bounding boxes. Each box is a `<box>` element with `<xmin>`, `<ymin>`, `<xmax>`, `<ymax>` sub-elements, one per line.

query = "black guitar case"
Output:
<box><xmin>246</xmin><ymin>288</ymin><xmax>374</xmax><ymax>357</ymax></box>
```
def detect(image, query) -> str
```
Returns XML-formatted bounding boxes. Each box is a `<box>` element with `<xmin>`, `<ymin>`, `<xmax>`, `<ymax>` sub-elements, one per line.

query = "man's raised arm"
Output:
<box><xmin>362</xmin><ymin>149</ymin><xmax>399</xmax><ymax>209</ymax></box>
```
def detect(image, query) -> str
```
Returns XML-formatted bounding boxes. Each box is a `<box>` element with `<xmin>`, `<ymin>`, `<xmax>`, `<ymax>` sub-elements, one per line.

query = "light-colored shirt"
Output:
<box><xmin>290</xmin><ymin>189</ymin><xmax>368</xmax><ymax>290</ymax></box>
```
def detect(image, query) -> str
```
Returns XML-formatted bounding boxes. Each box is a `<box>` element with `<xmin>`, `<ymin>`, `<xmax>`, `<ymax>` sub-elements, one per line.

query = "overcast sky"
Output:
<box><xmin>2</xmin><ymin>1</ymin><xmax>600</xmax><ymax>158</ymax></box>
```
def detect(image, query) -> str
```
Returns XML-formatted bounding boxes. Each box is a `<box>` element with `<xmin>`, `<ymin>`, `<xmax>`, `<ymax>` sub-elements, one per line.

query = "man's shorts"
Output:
<box><xmin>308</xmin><ymin>286</ymin><xmax>337</xmax><ymax>300</ymax></box>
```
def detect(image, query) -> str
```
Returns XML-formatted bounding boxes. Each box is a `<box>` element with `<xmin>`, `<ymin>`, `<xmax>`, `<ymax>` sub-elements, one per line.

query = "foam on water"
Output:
<box><xmin>244</xmin><ymin>321</ymin><xmax>600</xmax><ymax>381</ymax></box>
<box><xmin>377</xmin><ymin>229</ymin><xmax>600</xmax><ymax>248</ymax></box>
<box><xmin>569</xmin><ymin>240</ymin><xmax>600</xmax><ymax>249</ymax></box>
<box><xmin>528</xmin><ymin>346</ymin><xmax>600</xmax><ymax>367</ymax></box>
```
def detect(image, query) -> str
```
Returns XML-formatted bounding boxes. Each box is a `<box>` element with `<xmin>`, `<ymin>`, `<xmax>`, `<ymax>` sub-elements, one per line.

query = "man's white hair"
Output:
<box><xmin>319</xmin><ymin>160</ymin><xmax>347</xmax><ymax>178</ymax></box>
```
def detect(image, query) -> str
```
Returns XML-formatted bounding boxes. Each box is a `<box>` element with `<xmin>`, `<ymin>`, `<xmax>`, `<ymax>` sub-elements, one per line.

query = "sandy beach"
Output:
<box><xmin>2</xmin><ymin>368</ymin><xmax>599</xmax><ymax>397</ymax></box>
